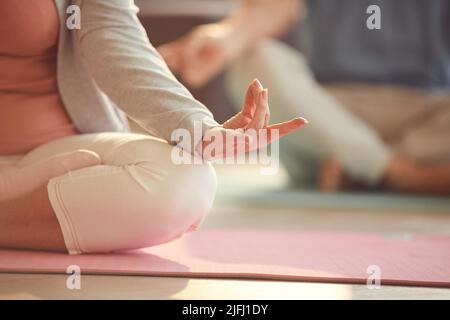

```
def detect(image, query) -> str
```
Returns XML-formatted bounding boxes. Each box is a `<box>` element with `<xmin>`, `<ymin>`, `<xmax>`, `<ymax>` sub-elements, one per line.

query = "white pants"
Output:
<box><xmin>0</xmin><ymin>133</ymin><xmax>217</xmax><ymax>254</ymax></box>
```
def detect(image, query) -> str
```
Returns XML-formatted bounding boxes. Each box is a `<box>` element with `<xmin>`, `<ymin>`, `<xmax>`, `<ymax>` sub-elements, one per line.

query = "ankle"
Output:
<box><xmin>383</xmin><ymin>157</ymin><xmax>423</xmax><ymax>192</ymax></box>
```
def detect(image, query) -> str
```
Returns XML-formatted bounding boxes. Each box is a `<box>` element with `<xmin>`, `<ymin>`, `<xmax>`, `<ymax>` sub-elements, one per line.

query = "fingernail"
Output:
<box><xmin>262</xmin><ymin>89</ymin><xmax>268</xmax><ymax>98</ymax></box>
<box><xmin>253</xmin><ymin>78</ymin><xmax>263</xmax><ymax>90</ymax></box>
<box><xmin>297</xmin><ymin>117</ymin><xmax>309</xmax><ymax>124</ymax></box>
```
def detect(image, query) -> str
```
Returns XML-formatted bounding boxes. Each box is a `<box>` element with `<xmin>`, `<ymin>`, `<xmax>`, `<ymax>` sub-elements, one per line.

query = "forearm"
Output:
<box><xmin>78</xmin><ymin>0</ymin><xmax>220</xmax><ymax>153</ymax></box>
<box><xmin>221</xmin><ymin>0</ymin><xmax>302</xmax><ymax>53</ymax></box>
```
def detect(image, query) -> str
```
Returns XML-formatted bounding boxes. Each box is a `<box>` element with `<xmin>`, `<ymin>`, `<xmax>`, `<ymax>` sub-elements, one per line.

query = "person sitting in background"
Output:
<box><xmin>159</xmin><ymin>0</ymin><xmax>450</xmax><ymax>195</ymax></box>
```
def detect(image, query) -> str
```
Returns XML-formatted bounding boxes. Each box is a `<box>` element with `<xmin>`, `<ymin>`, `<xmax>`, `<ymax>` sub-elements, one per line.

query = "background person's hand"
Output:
<box><xmin>158</xmin><ymin>23</ymin><xmax>244</xmax><ymax>88</ymax></box>
<box><xmin>158</xmin><ymin>0</ymin><xmax>300</xmax><ymax>88</ymax></box>
<box><xmin>197</xmin><ymin>79</ymin><xmax>307</xmax><ymax>161</ymax></box>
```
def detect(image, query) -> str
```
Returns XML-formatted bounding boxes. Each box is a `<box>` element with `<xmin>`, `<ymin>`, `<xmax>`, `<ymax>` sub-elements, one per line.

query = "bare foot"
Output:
<box><xmin>318</xmin><ymin>158</ymin><xmax>343</xmax><ymax>192</ymax></box>
<box><xmin>384</xmin><ymin>157</ymin><xmax>450</xmax><ymax>196</ymax></box>
<box><xmin>0</xmin><ymin>149</ymin><xmax>101</xmax><ymax>202</ymax></box>
<box><xmin>0</xmin><ymin>184</ymin><xmax>67</xmax><ymax>252</ymax></box>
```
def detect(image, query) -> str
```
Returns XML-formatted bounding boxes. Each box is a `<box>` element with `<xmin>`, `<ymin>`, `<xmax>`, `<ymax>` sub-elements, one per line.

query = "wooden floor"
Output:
<box><xmin>1</xmin><ymin>165</ymin><xmax>450</xmax><ymax>300</ymax></box>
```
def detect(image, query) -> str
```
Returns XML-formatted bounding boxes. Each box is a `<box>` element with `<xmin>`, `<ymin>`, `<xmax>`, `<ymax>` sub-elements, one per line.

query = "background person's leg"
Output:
<box><xmin>225</xmin><ymin>40</ymin><xmax>392</xmax><ymax>188</ymax></box>
<box><xmin>393</xmin><ymin>93</ymin><xmax>450</xmax><ymax>163</ymax></box>
<box><xmin>17</xmin><ymin>133</ymin><xmax>217</xmax><ymax>254</ymax></box>
<box><xmin>323</xmin><ymin>84</ymin><xmax>450</xmax><ymax>195</ymax></box>
<box><xmin>392</xmin><ymin>93</ymin><xmax>450</xmax><ymax>195</ymax></box>
<box><xmin>323</xmin><ymin>83</ymin><xmax>448</xmax><ymax>148</ymax></box>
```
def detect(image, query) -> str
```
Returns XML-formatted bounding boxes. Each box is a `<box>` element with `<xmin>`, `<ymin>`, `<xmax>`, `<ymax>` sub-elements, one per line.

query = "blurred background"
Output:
<box><xmin>133</xmin><ymin>0</ymin><xmax>450</xmax><ymax>205</ymax></box>
<box><xmin>136</xmin><ymin>0</ymin><xmax>301</xmax><ymax>122</ymax></box>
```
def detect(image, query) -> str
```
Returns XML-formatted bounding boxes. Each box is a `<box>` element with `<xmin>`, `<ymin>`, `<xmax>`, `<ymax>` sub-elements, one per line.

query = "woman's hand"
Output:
<box><xmin>197</xmin><ymin>79</ymin><xmax>307</xmax><ymax>161</ymax></box>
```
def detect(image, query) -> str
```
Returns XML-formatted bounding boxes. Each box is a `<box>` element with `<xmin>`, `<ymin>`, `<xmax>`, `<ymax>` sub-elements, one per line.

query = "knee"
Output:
<box><xmin>131</xmin><ymin>161</ymin><xmax>218</xmax><ymax>247</ymax></box>
<box><xmin>163</xmin><ymin>162</ymin><xmax>218</xmax><ymax>230</ymax></box>
<box><xmin>91</xmin><ymin>137</ymin><xmax>218</xmax><ymax>250</ymax></box>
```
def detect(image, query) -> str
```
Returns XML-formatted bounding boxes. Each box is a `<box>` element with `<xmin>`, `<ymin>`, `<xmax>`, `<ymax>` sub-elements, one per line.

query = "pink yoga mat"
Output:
<box><xmin>1</xmin><ymin>229</ymin><xmax>449</xmax><ymax>287</ymax></box>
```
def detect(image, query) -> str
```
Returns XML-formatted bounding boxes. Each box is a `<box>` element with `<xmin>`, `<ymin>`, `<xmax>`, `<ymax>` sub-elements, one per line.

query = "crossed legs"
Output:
<box><xmin>0</xmin><ymin>132</ymin><xmax>217</xmax><ymax>253</ymax></box>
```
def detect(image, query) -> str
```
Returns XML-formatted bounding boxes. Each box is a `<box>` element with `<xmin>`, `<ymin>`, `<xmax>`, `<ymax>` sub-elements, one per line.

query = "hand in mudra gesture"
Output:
<box><xmin>198</xmin><ymin>79</ymin><xmax>307</xmax><ymax>161</ymax></box>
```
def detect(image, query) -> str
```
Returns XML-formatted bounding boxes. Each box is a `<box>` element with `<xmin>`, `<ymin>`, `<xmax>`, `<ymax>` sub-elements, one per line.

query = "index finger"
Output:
<box><xmin>245</xmin><ymin>117</ymin><xmax>308</xmax><ymax>152</ymax></box>
<box><xmin>266</xmin><ymin>117</ymin><xmax>308</xmax><ymax>140</ymax></box>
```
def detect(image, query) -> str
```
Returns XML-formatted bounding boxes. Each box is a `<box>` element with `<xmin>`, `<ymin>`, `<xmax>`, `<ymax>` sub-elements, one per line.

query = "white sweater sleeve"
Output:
<box><xmin>76</xmin><ymin>0</ymin><xmax>220</xmax><ymax>153</ymax></box>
